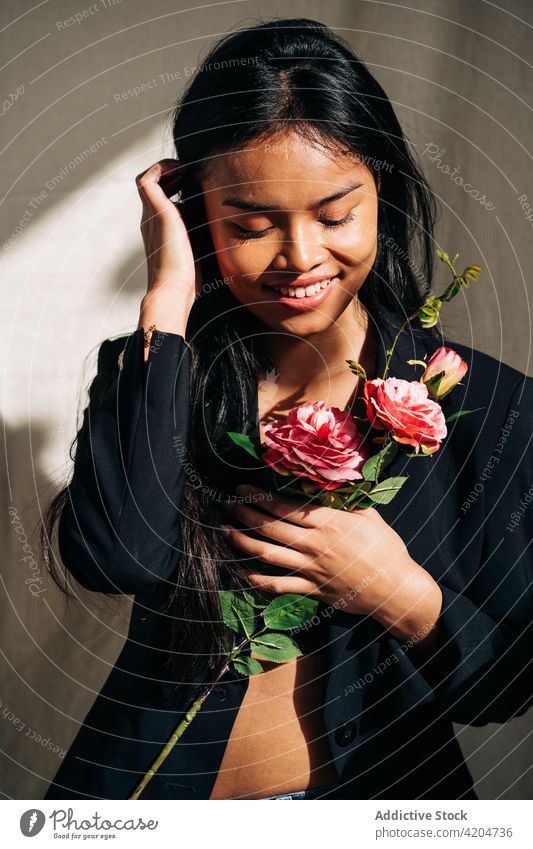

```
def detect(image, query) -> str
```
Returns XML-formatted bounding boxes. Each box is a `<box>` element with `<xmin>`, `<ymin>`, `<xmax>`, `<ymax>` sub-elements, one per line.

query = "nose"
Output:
<box><xmin>273</xmin><ymin>220</ymin><xmax>329</xmax><ymax>273</ymax></box>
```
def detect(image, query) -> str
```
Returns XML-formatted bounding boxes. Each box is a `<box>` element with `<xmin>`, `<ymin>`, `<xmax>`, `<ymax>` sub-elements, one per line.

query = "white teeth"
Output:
<box><xmin>275</xmin><ymin>279</ymin><xmax>332</xmax><ymax>297</ymax></box>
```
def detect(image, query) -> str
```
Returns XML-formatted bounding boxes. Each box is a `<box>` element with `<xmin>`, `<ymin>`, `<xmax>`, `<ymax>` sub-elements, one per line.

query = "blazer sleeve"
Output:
<box><xmin>57</xmin><ymin>327</ymin><xmax>191</xmax><ymax>595</ymax></box>
<box><xmin>405</xmin><ymin>373</ymin><xmax>533</xmax><ymax>725</ymax></box>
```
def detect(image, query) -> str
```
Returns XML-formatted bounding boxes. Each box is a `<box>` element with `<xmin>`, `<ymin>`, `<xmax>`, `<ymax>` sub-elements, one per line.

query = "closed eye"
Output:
<box><xmin>321</xmin><ymin>211</ymin><xmax>356</xmax><ymax>229</ymax></box>
<box><xmin>232</xmin><ymin>210</ymin><xmax>356</xmax><ymax>240</ymax></box>
<box><xmin>232</xmin><ymin>224</ymin><xmax>274</xmax><ymax>239</ymax></box>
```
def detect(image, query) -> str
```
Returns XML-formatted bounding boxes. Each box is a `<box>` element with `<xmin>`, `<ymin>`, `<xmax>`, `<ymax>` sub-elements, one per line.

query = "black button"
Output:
<box><xmin>334</xmin><ymin>721</ymin><xmax>357</xmax><ymax>747</ymax></box>
<box><xmin>214</xmin><ymin>686</ymin><xmax>226</xmax><ymax>702</ymax></box>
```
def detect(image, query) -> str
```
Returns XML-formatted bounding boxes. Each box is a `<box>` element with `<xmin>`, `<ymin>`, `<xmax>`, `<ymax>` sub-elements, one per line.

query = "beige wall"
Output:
<box><xmin>1</xmin><ymin>0</ymin><xmax>532</xmax><ymax>799</ymax></box>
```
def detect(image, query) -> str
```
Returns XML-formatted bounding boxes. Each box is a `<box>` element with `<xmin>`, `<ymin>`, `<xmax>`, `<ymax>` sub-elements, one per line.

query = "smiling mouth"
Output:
<box><xmin>269</xmin><ymin>278</ymin><xmax>336</xmax><ymax>298</ymax></box>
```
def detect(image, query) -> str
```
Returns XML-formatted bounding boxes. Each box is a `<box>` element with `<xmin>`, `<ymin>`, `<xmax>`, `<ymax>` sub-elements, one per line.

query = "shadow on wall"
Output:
<box><xmin>1</xmin><ymin>413</ymin><xmax>131</xmax><ymax>799</ymax></box>
<box><xmin>1</xmin><ymin>0</ymin><xmax>227</xmax><ymax>250</ymax></box>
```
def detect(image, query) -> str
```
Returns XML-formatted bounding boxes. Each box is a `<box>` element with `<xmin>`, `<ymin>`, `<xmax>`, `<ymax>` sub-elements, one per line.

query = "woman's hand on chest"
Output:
<box><xmin>221</xmin><ymin>483</ymin><xmax>443</xmax><ymax>643</ymax></box>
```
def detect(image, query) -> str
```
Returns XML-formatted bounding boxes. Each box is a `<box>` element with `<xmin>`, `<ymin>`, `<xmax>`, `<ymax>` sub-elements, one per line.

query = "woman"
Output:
<box><xmin>42</xmin><ymin>18</ymin><xmax>533</xmax><ymax>800</ymax></box>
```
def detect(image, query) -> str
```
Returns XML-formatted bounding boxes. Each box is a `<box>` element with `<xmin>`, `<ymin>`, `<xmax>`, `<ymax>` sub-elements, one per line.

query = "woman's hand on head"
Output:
<box><xmin>136</xmin><ymin>159</ymin><xmax>201</xmax><ymax>309</ymax></box>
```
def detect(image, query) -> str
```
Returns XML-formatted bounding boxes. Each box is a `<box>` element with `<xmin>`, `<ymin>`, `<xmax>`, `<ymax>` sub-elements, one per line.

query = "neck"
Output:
<box><xmin>258</xmin><ymin>299</ymin><xmax>375</xmax><ymax>389</ymax></box>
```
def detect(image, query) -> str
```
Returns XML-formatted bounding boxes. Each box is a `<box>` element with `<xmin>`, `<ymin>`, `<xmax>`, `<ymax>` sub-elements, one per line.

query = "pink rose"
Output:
<box><xmin>263</xmin><ymin>400</ymin><xmax>369</xmax><ymax>491</ymax></box>
<box><xmin>363</xmin><ymin>377</ymin><xmax>447</xmax><ymax>455</ymax></box>
<box><xmin>421</xmin><ymin>346</ymin><xmax>468</xmax><ymax>399</ymax></box>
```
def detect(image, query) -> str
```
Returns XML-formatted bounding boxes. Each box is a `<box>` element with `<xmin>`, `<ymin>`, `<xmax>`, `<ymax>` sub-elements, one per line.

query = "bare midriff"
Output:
<box><xmin>209</xmin><ymin>649</ymin><xmax>338</xmax><ymax>799</ymax></box>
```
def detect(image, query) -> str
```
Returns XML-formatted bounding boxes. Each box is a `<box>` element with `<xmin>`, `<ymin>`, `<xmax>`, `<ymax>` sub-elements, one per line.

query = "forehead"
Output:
<box><xmin>201</xmin><ymin>131</ymin><xmax>372</xmax><ymax>203</ymax></box>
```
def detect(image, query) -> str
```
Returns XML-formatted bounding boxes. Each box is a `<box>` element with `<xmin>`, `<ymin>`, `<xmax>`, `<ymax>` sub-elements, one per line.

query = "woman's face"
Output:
<box><xmin>200</xmin><ymin>130</ymin><xmax>379</xmax><ymax>337</ymax></box>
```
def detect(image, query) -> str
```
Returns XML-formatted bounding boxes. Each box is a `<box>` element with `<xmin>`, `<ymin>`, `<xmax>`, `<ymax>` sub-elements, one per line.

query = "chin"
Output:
<box><xmin>246</xmin><ymin>306</ymin><xmax>340</xmax><ymax>337</ymax></box>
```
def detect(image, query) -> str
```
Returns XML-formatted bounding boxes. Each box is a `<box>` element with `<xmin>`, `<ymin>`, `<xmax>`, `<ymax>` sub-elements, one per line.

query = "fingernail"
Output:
<box><xmin>220</xmin><ymin>525</ymin><xmax>232</xmax><ymax>537</ymax></box>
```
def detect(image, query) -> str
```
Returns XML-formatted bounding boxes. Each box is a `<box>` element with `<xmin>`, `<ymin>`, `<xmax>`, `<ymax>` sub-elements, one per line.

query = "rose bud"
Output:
<box><xmin>421</xmin><ymin>346</ymin><xmax>468</xmax><ymax>399</ymax></box>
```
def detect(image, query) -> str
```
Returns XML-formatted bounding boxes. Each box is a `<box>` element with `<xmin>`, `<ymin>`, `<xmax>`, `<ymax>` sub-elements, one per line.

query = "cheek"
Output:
<box><xmin>338</xmin><ymin>208</ymin><xmax>378</xmax><ymax>263</ymax></box>
<box><xmin>210</xmin><ymin>225</ymin><xmax>271</xmax><ymax>282</ymax></box>
<box><xmin>207</xmin><ymin>222</ymin><xmax>240</xmax><ymax>277</ymax></box>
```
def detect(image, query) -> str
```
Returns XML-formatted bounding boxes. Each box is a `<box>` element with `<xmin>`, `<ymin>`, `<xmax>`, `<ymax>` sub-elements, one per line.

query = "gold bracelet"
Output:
<box><xmin>117</xmin><ymin>324</ymin><xmax>191</xmax><ymax>369</ymax></box>
<box><xmin>118</xmin><ymin>324</ymin><xmax>157</xmax><ymax>371</ymax></box>
<box><xmin>143</xmin><ymin>324</ymin><xmax>156</xmax><ymax>349</ymax></box>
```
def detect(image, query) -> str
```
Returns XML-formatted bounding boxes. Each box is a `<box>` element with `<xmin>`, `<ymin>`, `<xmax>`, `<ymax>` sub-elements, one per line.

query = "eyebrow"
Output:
<box><xmin>221</xmin><ymin>181</ymin><xmax>364</xmax><ymax>212</ymax></box>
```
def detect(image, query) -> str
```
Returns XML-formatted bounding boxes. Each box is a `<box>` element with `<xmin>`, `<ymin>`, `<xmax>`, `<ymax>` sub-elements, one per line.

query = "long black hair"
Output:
<box><xmin>40</xmin><ymin>17</ymin><xmax>439</xmax><ymax>686</ymax></box>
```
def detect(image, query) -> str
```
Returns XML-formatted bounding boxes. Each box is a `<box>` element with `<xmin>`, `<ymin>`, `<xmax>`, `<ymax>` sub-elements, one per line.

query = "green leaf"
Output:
<box><xmin>423</xmin><ymin>371</ymin><xmax>446</xmax><ymax>398</ymax></box>
<box><xmin>219</xmin><ymin>591</ymin><xmax>257</xmax><ymax>635</ymax></box>
<box><xmin>357</xmin><ymin>481</ymin><xmax>375</xmax><ymax>491</ymax></box>
<box><xmin>366</xmin><ymin>476</ymin><xmax>408</xmax><ymax>504</ymax></box>
<box><xmin>345</xmin><ymin>359</ymin><xmax>367</xmax><ymax>381</ymax></box>
<box><xmin>445</xmin><ymin>406</ymin><xmax>485</xmax><ymax>423</ymax></box>
<box><xmin>418</xmin><ymin>296</ymin><xmax>443</xmax><ymax>327</ymax></box>
<box><xmin>226</xmin><ymin>431</ymin><xmax>261</xmax><ymax>460</ymax></box>
<box><xmin>440</xmin><ymin>262</ymin><xmax>482</xmax><ymax>303</ymax></box>
<box><xmin>362</xmin><ymin>440</ymin><xmax>399</xmax><ymax>482</ymax></box>
<box><xmin>262</xmin><ymin>594</ymin><xmax>318</xmax><ymax>630</ymax></box>
<box><xmin>342</xmin><ymin>484</ymin><xmax>374</xmax><ymax>508</ymax></box>
<box><xmin>327</xmin><ymin>484</ymin><xmax>360</xmax><ymax>494</ymax></box>
<box><xmin>251</xmin><ymin>635</ymin><xmax>286</xmax><ymax>648</ymax></box>
<box><xmin>222</xmin><ymin>630</ymin><xmax>235</xmax><ymax>654</ymax></box>
<box><xmin>441</xmin><ymin>279</ymin><xmax>462</xmax><ymax>302</ymax></box>
<box><xmin>242</xmin><ymin>589</ymin><xmax>273</xmax><ymax>609</ymax></box>
<box><xmin>300</xmin><ymin>479</ymin><xmax>322</xmax><ymax>496</ymax></box>
<box><xmin>250</xmin><ymin>632</ymin><xmax>303</xmax><ymax>663</ymax></box>
<box><xmin>232</xmin><ymin>655</ymin><xmax>264</xmax><ymax>676</ymax></box>
<box><xmin>235</xmin><ymin>609</ymin><xmax>255</xmax><ymax>638</ymax></box>
<box><xmin>347</xmin><ymin>496</ymin><xmax>374</xmax><ymax>510</ymax></box>
<box><xmin>437</xmin><ymin>250</ymin><xmax>459</xmax><ymax>274</ymax></box>
<box><xmin>464</xmin><ymin>264</ymin><xmax>482</xmax><ymax>281</ymax></box>
<box><xmin>319</xmin><ymin>490</ymin><xmax>349</xmax><ymax>509</ymax></box>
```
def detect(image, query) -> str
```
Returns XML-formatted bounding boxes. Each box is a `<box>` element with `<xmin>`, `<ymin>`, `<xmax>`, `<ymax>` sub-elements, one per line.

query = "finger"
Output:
<box><xmin>224</xmin><ymin>501</ymin><xmax>314</xmax><ymax>552</ymax></box>
<box><xmin>135</xmin><ymin>159</ymin><xmax>187</xmax><ymax>185</ymax></box>
<box><xmin>136</xmin><ymin>160</ymin><xmax>189</xmax><ymax>209</ymax></box>
<box><xmin>222</xmin><ymin>524</ymin><xmax>307</xmax><ymax>571</ymax></box>
<box><xmin>245</xmin><ymin>571</ymin><xmax>317</xmax><ymax>597</ymax></box>
<box><xmin>137</xmin><ymin>178</ymin><xmax>174</xmax><ymax>213</ymax></box>
<box><xmin>159</xmin><ymin>166</ymin><xmax>190</xmax><ymax>198</ymax></box>
<box><xmin>238</xmin><ymin>485</ymin><xmax>325</xmax><ymax>529</ymax></box>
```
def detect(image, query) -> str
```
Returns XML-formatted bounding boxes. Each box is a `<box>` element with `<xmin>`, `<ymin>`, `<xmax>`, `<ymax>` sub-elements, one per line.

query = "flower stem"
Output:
<box><xmin>128</xmin><ymin>636</ymin><xmax>249</xmax><ymax>799</ymax></box>
<box><xmin>381</xmin><ymin>310</ymin><xmax>420</xmax><ymax>380</ymax></box>
<box><xmin>382</xmin><ymin>256</ymin><xmax>470</xmax><ymax>382</ymax></box>
<box><xmin>128</xmin><ymin>689</ymin><xmax>211</xmax><ymax>800</ymax></box>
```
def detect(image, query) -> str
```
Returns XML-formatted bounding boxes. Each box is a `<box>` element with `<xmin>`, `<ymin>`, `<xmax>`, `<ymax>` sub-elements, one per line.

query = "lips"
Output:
<box><xmin>263</xmin><ymin>276</ymin><xmax>339</xmax><ymax>310</ymax></box>
<box><xmin>266</xmin><ymin>273</ymin><xmax>335</xmax><ymax>290</ymax></box>
<box><xmin>273</xmin><ymin>278</ymin><xmax>333</xmax><ymax>298</ymax></box>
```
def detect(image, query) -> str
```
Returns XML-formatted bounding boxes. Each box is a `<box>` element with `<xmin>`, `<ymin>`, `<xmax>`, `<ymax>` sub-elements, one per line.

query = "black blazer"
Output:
<box><xmin>44</xmin><ymin>303</ymin><xmax>533</xmax><ymax>800</ymax></box>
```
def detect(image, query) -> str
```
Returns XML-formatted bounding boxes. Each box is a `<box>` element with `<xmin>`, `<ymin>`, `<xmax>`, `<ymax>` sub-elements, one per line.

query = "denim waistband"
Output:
<box><xmin>258</xmin><ymin>781</ymin><xmax>339</xmax><ymax>800</ymax></box>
